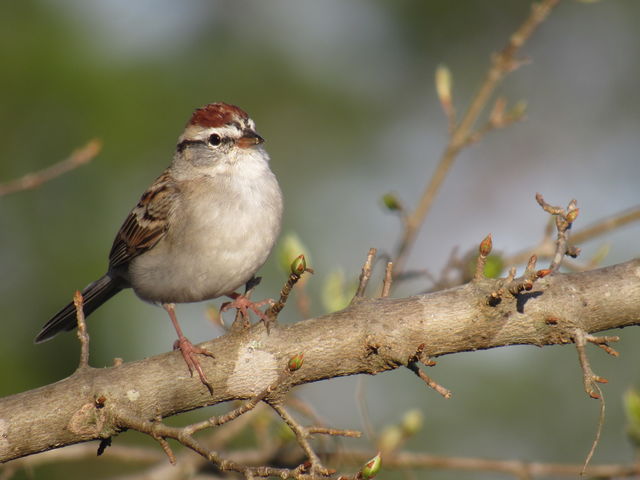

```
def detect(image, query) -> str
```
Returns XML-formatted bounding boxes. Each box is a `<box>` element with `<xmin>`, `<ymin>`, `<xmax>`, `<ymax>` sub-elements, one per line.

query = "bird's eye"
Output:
<box><xmin>208</xmin><ymin>134</ymin><xmax>222</xmax><ymax>146</ymax></box>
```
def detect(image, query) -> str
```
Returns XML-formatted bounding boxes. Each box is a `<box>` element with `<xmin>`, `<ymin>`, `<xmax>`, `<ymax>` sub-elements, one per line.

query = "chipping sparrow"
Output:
<box><xmin>36</xmin><ymin>102</ymin><xmax>284</xmax><ymax>391</ymax></box>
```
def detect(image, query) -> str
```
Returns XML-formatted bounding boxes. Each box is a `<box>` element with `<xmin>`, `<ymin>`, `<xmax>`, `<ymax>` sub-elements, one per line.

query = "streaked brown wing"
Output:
<box><xmin>108</xmin><ymin>171</ymin><xmax>178</xmax><ymax>269</ymax></box>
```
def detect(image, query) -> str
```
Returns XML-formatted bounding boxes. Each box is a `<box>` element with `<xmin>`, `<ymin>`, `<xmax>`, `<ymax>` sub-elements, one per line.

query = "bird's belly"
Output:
<box><xmin>128</xmin><ymin>214</ymin><xmax>278</xmax><ymax>304</ymax></box>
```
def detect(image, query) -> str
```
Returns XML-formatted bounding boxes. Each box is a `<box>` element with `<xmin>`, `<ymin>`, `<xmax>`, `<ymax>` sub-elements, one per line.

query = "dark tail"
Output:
<box><xmin>35</xmin><ymin>275</ymin><xmax>121</xmax><ymax>343</ymax></box>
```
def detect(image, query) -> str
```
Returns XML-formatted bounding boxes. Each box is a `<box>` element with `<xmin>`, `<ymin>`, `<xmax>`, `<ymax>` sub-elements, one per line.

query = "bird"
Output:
<box><xmin>35</xmin><ymin>102</ymin><xmax>284</xmax><ymax>392</ymax></box>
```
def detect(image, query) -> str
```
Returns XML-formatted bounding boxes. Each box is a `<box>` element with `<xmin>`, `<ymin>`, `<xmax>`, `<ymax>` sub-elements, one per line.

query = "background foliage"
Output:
<box><xmin>1</xmin><ymin>1</ymin><xmax>639</xmax><ymax>478</ymax></box>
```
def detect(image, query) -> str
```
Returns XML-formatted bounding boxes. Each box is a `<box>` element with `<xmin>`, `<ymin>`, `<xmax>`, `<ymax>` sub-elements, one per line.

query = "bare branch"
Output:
<box><xmin>332</xmin><ymin>449</ymin><xmax>640</xmax><ymax>478</ymax></box>
<box><xmin>183</xmin><ymin>386</ymin><xmax>273</xmax><ymax>436</ymax></box>
<box><xmin>306</xmin><ymin>426</ymin><xmax>361</xmax><ymax>438</ymax></box>
<box><xmin>535</xmin><ymin>194</ymin><xmax>580</xmax><ymax>272</ymax></box>
<box><xmin>573</xmin><ymin>329</ymin><xmax>608</xmax><ymax>399</ymax></box>
<box><xmin>393</xmin><ymin>0</ymin><xmax>560</xmax><ymax>275</ymax></box>
<box><xmin>487</xmin><ymin>256</ymin><xmax>550</xmax><ymax>305</ymax></box>
<box><xmin>506</xmin><ymin>205</ymin><xmax>640</xmax><ymax>269</ymax></box>
<box><xmin>408</xmin><ymin>362</ymin><xmax>452</xmax><ymax>399</ymax></box>
<box><xmin>267</xmin><ymin>254</ymin><xmax>314</xmax><ymax>322</ymax></box>
<box><xmin>73</xmin><ymin>291</ymin><xmax>90</xmax><ymax>371</ymax></box>
<box><xmin>0</xmin><ymin>139</ymin><xmax>101</xmax><ymax>197</ymax></box>
<box><xmin>269</xmin><ymin>402</ymin><xmax>327</xmax><ymax>474</ymax></box>
<box><xmin>353</xmin><ymin>248</ymin><xmax>377</xmax><ymax>300</ymax></box>
<box><xmin>571</xmin><ymin>205</ymin><xmax>640</xmax><ymax>245</ymax></box>
<box><xmin>381</xmin><ymin>261</ymin><xmax>394</xmax><ymax>298</ymax></box>
<box><xmin>3</xmin><ymin>259</ymin><xmax>637</xmax><ymax>464</ymax></box>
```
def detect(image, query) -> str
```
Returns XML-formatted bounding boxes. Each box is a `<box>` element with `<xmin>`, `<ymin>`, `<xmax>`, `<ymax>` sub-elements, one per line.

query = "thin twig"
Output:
<box><xmin>573</xmin><ymin>329</ymin><xmax>608</xmax><ymax>399</ymax></box>
<box><xmin>571</xmin><ymin>205</ymin><xmax>640</xmax><ymax>245</ymax></box>
<box><xmin>536</xmin><ymin>194</ymin><xmax>580</xmax><ymax>272</ymax></box>
<box><xmin>393</xmin><ymin>0</ymin><xmax>560</xmax><ymax>276</ymax></box>
<box><xmin>306</xmin><ymin>426</ymin><xmax>361</xmax><ymax>438</ymax></box>
<box><xmin>269</xmin><ymin>402</ymin><xmax>329</xmax><ymax>474</ymax></box>
<box><xmin>381</xmin><ymin>261</ymin><xmax>394</xmax><ymax>297</ymax></box>
<box><xmin>331</xmin><ymin>449</ymin><xmax>640</xmax><ymax>478</ymax></box>
<box><xmin>408</xmin><ymin>362</ymin><xmax>452</xmax><ymax>399</ymax></box>
<box><xmin>581</xmin><ymin>383</ymin><xmax>605</xmax><ymax>477</ymax></box>
<box><xmin>151</xmin><ymin>433</ymin><xmax>176</xmax><ymax>465</ymax></box>
<box><xmin>184</xmin><ymin>387</ymin><xmax>274</xmax><ymax>436</ymax></box>
<box><xmin>0</xmin><ymin>139</ymin><xmax>101</xmax><ymax>196</ymax></box>
<box><xmin>267</xmin><ymin>256</ymin><xmax>313</xmax><ymax>321</ymax></box>
<box><xmin>353</xmin><ymin>248</ymin><xmax>377</xmax><ymax>300</ymax></box>
<box><xmin>486</xmin><ymin>260</ymin><xmax>551</xmax><ymax>306</ymax></box>
<box><xmin>287</xmin><ymin>396</ymin><xmax>326</xmax><ymax>426</ymax></box>
<box><xmin>109</xmin><ymin>360</ymin><xmax>341</xmax><ymax>479</ymax></box>
<box><xmin>585</xmin><ymin>334</ymin><xmax>620</xmax><ymax>357</ymax></box>
<box><xmin>506</xmin><ymin>205</ymin><xmax>640</xmax><ymax>269</ymax></box>
<box><xmin>73</xmin><ymin>291</ymin><xmax>90</xmax><ymax>370</ymax></box>
<box><xmin>463</xmin><ymin>97</ymin><xmax>528</xmax><ymax>147</ymax></box>
<box><xmin>114</xmin><ymin>399</ymin><xmax>294</xmax><ymax>479</ymax></box>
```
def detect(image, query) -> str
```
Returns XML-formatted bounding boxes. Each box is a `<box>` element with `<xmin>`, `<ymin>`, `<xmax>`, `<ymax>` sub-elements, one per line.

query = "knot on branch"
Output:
<box><xmin>486</xmin><ymin>255</ymin><xmax>550</xmax><ymax>306</ymax></box>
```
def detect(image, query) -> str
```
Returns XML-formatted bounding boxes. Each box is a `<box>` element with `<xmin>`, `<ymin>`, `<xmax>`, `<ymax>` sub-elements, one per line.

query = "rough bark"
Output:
<box><xmin>1</xmin><ymin>259</ymin><xmax>639</xmax><ymax>463</ymax></box>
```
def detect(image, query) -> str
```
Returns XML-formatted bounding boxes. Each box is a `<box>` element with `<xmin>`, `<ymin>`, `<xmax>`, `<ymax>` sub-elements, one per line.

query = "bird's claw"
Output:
<box><xmin>221</xmin><ymin>294</ymin><xmax>274</xmax><ymax>326</ymax></box>
<box><xmin>173</xmin><ymin>337</ymin><xmax>215</xmax><ymax>394</ymax></box>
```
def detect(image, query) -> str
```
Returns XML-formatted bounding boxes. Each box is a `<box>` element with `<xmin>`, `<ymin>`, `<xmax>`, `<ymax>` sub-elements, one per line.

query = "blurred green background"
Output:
<box><xmin>1</xmin><ymin>1</ymin><xmax>639</xmax><ymax>479</ymax></box>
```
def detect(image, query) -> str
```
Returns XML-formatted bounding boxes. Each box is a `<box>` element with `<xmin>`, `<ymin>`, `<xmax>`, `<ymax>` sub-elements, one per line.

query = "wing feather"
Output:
<box><xmin>108</xmin><ymin>170</ymin><xmax>178</xmax><ymax>268</ymax></box>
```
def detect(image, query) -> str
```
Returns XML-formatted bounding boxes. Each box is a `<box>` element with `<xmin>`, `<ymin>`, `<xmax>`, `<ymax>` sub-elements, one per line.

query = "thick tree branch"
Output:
<box><xmin>1</xmin><ymin>259</ymin><xmax>639</xmax><ymax>464</ymax></box>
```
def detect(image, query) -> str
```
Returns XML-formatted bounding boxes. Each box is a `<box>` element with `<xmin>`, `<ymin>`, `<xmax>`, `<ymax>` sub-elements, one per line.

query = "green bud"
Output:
<box><xmin>278</xmin><ymin>233</ymin><xmax>311</xmax><ymax>274</ymax></box>
<box><xmin>378</xmin><ymin>426</ymin><xmax>403</xmax><ymax>453</ymax></box>
<box><xmin>382</xmin><ymin>193</ymin><xmax>402</xmax><ymax>212</ymax></box>
<box><xmin>290</xmin><ymin>254</ymin><xmax>307</xmax><ymax>275</ymax></box>
<box><xmin>361</xmin><ymin>452</ymin><xmax>382</xmax><ymax>480</ymax></box>
<box><xmin>435</xmin><ymin>65</ymin><xmax>452</xmax><ymax>106</ymax></box>
<box><xmin>510</xmin><ymin>100</ymin><xmax>528</xmax><ymax>119</ymax></box>
<box><xmin>288</xmin><ymin>353</ymin><xmax>304</xmax><ymax>371</ymax></box>
<box><xmin>566</xmin><ymin>208</ymin><xmax>579</xmax><ymax>224</ymax></box>
<box><xmin>479</xmin><ymin>233</ymin><xmax>492</xmax><ymax>256</ymax></box>
<box><xmin>401</xmin><ymin>409</ymin><xmax>424</xmax><ymax>436</ymax></box>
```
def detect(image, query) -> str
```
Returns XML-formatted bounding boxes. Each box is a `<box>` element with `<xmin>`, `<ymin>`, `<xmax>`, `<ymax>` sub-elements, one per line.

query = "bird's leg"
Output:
<box><xmin>220</xmin><ymin>292</ymin><xmax>274</xmax><ymax>324</ymax></box>
<box><xmin>162</xmin><ymin>303</ymin><xmax>215</xmax><ymax>394</ymax></box>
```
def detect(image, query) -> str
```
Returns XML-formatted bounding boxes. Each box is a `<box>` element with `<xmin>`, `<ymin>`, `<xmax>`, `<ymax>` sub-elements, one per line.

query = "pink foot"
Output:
<box><xmin>163</xmin><ymin>303</ymin><xmax>215</xmax><ymax>394</ymax></box>
<box><xmin>173</xmin><ymin>337</ymin><xmax>215</xmax><ymax>393</ymax></box>
<box><xmin>221</xmin><ymin>292</ymin><xmax>274</xmax><ymax>324</ymax></box>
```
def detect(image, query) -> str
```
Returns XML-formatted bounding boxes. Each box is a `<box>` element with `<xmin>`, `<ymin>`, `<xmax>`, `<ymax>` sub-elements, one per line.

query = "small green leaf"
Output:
<box><xmin>484</xmin><ymin>255</ymin><xmax>504</xmax><ymax>278</ymax></box>
<box><xmin>321</xmin><ymin>268</ymin><xmax>356</xmax><ymax>313</ymax></box>
<box><xmin>624</xmin><ymin>389</ymin><xmax>640</xmax><ymax>447</ymax></box>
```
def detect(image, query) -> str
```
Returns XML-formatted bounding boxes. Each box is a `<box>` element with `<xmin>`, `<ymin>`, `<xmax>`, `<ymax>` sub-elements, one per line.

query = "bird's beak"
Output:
<box><xmin>236</xmin><ymin>130</ymin><xmax>264</xmax><ymax>148</ymax></box>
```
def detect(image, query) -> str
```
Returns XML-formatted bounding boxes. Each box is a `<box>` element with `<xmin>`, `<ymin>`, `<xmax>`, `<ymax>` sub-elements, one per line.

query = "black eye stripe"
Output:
<box><xmin>176</xmin><ymin>139</ymin><xmax>205</xmax><ymax>153</ymax></box>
